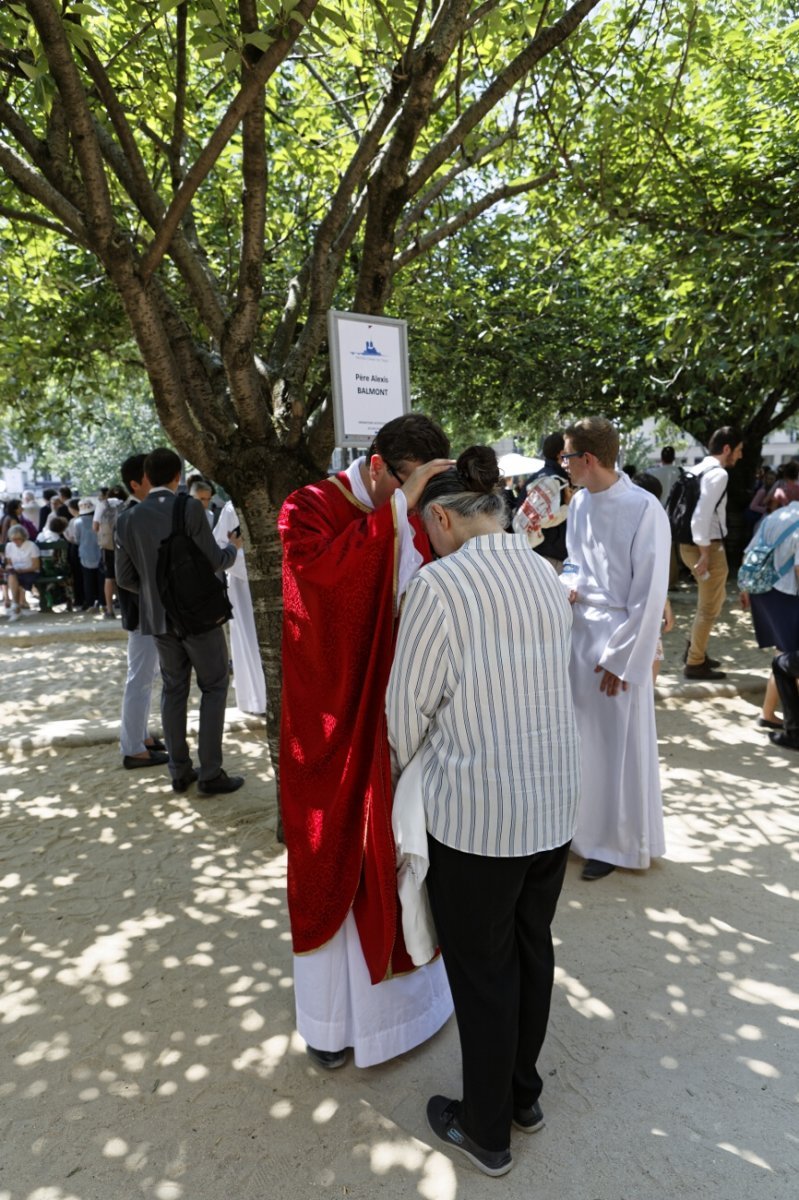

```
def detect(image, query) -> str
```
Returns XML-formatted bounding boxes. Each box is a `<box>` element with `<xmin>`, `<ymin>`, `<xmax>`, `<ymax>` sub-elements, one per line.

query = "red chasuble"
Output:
<box><xmin>279</xmin><ymin>472</ymin><xmax>431</xmax><ymax>984</ymax></box>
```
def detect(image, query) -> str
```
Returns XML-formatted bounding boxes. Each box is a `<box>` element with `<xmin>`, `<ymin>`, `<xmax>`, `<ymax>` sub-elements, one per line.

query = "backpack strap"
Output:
<box><xmin>698</xmin><ymin>466</ymin><xmax>728</xmax><ymax>514</ymax></box>
<box><xmin>171</xmin><ymin>491</ymin><xmax>189</xmax><ymax>535</ymax></box>
<box><xmin>771</xmin><ymin>519</ymin><xmax>799</xmax><ymax>578</ymax></box>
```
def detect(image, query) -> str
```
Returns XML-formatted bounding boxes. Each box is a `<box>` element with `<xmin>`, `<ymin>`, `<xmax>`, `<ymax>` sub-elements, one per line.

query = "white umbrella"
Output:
<box><xmin>497</xmin><ymin>452</ymin><xmax>544</xmax><ymax>478</ymax></box>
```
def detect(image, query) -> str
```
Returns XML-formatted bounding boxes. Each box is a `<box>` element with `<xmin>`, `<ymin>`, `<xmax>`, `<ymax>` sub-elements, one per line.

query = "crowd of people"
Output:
<box><xmin>3</xmin><ymin>416</ymin><xmax>796</xmax><ymax>1178</ymax></box>
<box><xmin>1</xmin><ymin>459</ymin><xmax>267</xmax><ymax>778</ymax></box>
<box><xmin>277</xmin><ymin>411</ymin><xmax>799</xmax><ymax>1179</ymax></box>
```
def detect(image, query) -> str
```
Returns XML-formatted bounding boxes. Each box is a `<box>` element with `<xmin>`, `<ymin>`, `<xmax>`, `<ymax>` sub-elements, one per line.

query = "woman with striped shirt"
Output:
<box><xmin>386</xmin><ymin>445</ymin><xmax>580</xmax><ymax>1178</ymax></box>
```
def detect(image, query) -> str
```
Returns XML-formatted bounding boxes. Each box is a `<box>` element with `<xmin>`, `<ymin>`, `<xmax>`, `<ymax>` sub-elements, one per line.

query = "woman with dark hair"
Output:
<box><xmin>768</xmin><ymin>460</ymin><xmax>799</xmax><ymax>511</ymax></box>
<box><xmin>1</xmin><ymin>498</ymin><xmax>37</xmax><ymax>543</ymax></box>
<box><xmin>387</xmin><ymin>446</ymin><xmax>580</xmax><ymax>1178</ymax></box>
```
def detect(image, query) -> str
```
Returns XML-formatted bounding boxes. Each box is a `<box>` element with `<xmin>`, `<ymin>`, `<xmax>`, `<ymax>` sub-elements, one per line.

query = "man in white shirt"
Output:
<box><xmin>679</xmin><ymin>426</ymin><xmax>744</xmax><ymax>680</ymax></box>
<box><xmin>563</xmin><ymin>416</ymin><xmax>671</xmax><ymax>882</ymax></box>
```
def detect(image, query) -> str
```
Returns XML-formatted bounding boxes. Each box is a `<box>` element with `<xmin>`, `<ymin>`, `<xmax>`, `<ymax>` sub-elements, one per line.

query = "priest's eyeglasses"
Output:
<box><xmin>560</xmin><ymin>452</ymin><xmax>585</xmax><ymax>465</ymax></box>
<box><xmin>384</xmin><ymin>461</ymin><xmax>408</xmax><ymax>484</ymax></box>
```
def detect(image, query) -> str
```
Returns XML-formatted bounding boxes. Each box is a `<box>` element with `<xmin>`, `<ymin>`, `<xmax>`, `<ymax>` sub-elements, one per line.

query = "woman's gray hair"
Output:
<box><xmin>419</xmin><ymin>446</ymin><xmax>507</xmax><ymax>523</ymax></box>
<box><xmin>7</xmin><ymin>524</ymin><xmax>27</xmax><ymax>539</ymax></box>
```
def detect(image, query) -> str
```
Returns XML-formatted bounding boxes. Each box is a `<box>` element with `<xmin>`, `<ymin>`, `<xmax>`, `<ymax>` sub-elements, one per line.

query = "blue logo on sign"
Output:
<box><xmin>351</xmin><ymin>339</ymin><xmax>385</xmax><ymax>358</ymax></box>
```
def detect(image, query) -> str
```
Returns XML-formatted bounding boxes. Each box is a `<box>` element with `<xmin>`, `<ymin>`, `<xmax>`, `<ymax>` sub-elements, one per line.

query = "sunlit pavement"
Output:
<box><xmin>0</xmin><ymin>589</ymin><xmax>795</xmax><ymax>1199</ymax></box>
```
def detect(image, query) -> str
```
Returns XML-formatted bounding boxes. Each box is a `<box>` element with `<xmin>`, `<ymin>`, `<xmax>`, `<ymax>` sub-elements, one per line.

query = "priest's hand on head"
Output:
<box><xmin>595</xmin><ymin>665</ymin><xmax>628</xmax><ymax>697</ymax></box>
<box><xmin>400</xmin><ymin>459</ymin><xmax>456</xmax><ymax>511</ymax></box>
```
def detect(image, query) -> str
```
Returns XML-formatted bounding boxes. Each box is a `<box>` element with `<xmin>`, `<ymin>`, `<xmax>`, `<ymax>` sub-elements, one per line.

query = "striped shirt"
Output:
<box><xmin>386</xmin><ymin>532</ymin><xmax>580</xmax><ymax>858</ymax></box>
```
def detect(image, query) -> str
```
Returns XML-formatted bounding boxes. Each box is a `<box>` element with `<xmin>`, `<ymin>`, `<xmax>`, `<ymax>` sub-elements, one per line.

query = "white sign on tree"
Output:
<box><xmin>328</xmin><ymin>310</ymin><xmax>410</xmax><ymax>447</ymax></box>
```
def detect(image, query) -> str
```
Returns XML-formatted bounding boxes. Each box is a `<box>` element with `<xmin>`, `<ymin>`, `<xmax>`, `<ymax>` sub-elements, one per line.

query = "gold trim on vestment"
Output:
<box><xmin>390</xmin><ymin>494</ymin><xmax>400</xmax><ymax>612</ymax></box>
<box><xmin>329</xmin><ymin>474</ymin><xmax>371</xmax><ymax>513</ymax></box>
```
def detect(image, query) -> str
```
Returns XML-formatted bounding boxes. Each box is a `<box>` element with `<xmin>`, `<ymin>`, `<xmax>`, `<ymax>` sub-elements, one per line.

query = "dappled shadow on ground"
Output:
<box><xmin>0</xmin><ymin>692</ymin><xmax>796</xmax><ymax>1199</ymax></box>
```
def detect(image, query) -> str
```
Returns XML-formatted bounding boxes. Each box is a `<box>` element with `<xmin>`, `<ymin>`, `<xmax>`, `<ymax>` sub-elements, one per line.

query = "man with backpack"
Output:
<box><xmin>677</xmin><ymin>426</ymin><xmax>744</xmax><ymax>680</ymax></box>
<box><xmin>115</xmin><ymin>447</ymin><xmax>244</xmax><ymax>795</ymax></box>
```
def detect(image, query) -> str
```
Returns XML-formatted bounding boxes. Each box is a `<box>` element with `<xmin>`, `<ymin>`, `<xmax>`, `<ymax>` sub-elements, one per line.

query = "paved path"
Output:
<box><xmin>0</xmin><ymin>587</ymin><xmax>795</xmax><ymax>1199</ymax></box>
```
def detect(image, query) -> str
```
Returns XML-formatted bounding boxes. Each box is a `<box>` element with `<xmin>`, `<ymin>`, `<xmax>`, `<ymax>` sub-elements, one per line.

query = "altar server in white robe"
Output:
<box><xmin>562</xmin><ymin>417</ymin><xmax>671</xmax><ymax>882</ymax></box>
<box><xmin>213</xmin><ymin>501</ymin><xmax>267</xmax><ymax>715</ymax></box>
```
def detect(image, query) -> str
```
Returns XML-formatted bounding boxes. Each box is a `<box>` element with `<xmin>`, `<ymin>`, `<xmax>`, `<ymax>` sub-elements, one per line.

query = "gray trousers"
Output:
<box><xmin>120</xmin><ymin>629</ymin><xmax>160</xmax><ymax>757</ymax></box>
<box><xmin>154</xmin><ymin>627</ymin><xmax>230</xmax><ymax>782</ymax></box>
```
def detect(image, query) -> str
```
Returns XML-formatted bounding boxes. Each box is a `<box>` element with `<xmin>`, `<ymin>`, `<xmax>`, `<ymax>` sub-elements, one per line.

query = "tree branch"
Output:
<box><xmin>90</xmin><ymin>115</ymin><xmax>227</xmax><ymax>337</ymax></box>
<box><xmin>141</xmin><ymin>0</ymin><xmax>321</xmax><ymax>282</ymax></box>
<box><xmin>170</xmin><ymin>2</ymin><xmax>188</xmax><ymax>190</ymax></box>
<box><xmin>393</xmin><ymin>170</ymin><xmax>558</xmax><ymax>271</ymax></box>
<box><xmin>405</xmin><ymin>0</ymin><xmax>602</xmax><ymax>202</ymax></box>
<box><xmin>397</xmin><ymin>122</ymin><xmax>524</xmax><ymax>240</ymax></box>
<box><xmin>0</xmin><ymin>139</ymin><xmax>87</xmax><ymax>242</ymax></box>
<box><xmin>25</xmin><ymin>0</ymin><xmax>115</xmax><ymax>250</ymax></box>
<box><xmin>0</xmin><ymin>201</ymin><xmax>78</xmax><ymax>242</ymax></box>
<box><xmin>299</xmin><ymin>56</ymin><xmax>359</xmax><ymax>139</ymax></box>
<box><xmin>222</xmin><ymin>0</ymin><xmax>269</xmax><ymax>441</ymax></box>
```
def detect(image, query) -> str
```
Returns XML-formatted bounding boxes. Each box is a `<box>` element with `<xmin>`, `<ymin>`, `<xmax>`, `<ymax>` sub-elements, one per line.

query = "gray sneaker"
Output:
<box><xmin>426</xmin><ymin>1095</ymin><xmax>512</xmax><ymax>1177</ymax></box>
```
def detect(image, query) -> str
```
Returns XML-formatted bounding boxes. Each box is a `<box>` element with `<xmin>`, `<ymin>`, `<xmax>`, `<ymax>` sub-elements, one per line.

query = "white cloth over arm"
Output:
<box><xmin>566</xmin><ymin>474</ymin><xmax>671</xmax><ymax>869</ymax></box>
<box><xmin>391</xmin><ymin>748</ymin><xmax>437</xmax><ymax>967</ymax></box>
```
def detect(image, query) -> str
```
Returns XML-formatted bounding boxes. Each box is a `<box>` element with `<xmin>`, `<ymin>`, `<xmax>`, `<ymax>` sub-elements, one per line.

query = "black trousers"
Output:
<box><xmin>426</xmin><ymin>836</ymin><xmax>570</xmax><ymax>1151</ymax></box>
<box><xmin>80</xmin><ymin>564</ymin><xmax>102</xmax><ymax>607</ymax></box>
<box><xmin>772</xmin><ymin>651</ymin><xmax>799</xmax><ymax>735</ymax></box>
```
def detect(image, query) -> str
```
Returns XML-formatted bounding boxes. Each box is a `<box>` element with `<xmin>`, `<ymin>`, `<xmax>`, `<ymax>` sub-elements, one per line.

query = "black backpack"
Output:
<box><xmin>665</xmin><ymin>466</ymin><xmax>727</xmax><ymax>543</ymax></box>
<box><xmin>156</xmin><ymin>492</ymin><xmax>232</xmax><ymax>638</ymax></box>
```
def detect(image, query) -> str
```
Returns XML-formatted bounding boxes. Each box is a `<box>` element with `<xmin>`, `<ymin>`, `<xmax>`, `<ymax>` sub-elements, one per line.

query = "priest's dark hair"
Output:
<box><xmin>144</xmin><ymin>447</ymin><xmax>182</xmax><ymax>487</ymax></box>
<box><xmin>419</xmin><ymin>445</ymin><xmax>505</xmax><ymax>522</ymax></box>
<box><xmin>368</xmin><ymin>413</ymin><xmax>450</xmax><ymax>465</ymax></box>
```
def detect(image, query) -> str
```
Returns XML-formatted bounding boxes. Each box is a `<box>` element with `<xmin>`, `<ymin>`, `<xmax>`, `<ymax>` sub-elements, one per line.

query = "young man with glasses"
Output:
<box><xmin>279</xmin><ymin>413</ymin><xmax>454</xmax><ymax>1071</ymax></box>
<box><xmin>562</xmin><ymin>417</ymin><xmax>671</xmax><ymax>882</ymax></box>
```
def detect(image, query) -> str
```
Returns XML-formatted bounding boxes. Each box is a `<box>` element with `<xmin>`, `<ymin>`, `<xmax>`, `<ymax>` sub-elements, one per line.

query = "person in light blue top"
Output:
<box><xmin>740</xmin><ymin>500</ymin><xmax>799</xmax><ymax>749</ymax></box>
<box><xmin>73</xmin><ymin>499</ymin><xmax>103</xmax><ymax>609</ymax></box>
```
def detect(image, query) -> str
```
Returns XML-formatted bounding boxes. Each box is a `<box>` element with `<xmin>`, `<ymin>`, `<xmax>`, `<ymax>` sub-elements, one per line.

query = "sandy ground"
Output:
<box><xmin>1</xmin><ymin>587</ymin><xmax>797</xmax><ymax>1200</ymax></box>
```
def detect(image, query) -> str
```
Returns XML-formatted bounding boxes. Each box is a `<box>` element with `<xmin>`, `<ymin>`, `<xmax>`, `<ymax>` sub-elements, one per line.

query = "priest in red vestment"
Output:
<box><xmin>279</xmin><ymin>413</ymin><xmax>455</xmax><ymax>1069</ymax></box>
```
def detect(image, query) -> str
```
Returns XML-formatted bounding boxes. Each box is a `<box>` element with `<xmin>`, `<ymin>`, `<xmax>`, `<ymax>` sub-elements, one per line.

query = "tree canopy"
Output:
<box><xmin>2</xmin><ymin>0</ymin><xmax>795</xmax><ymax>761</ymax></box>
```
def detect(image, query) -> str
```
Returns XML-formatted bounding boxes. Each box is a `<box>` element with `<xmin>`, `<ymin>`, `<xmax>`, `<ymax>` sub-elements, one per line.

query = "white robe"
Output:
<box><xmin>213</xmin><ymin>502</ymin><xmax>267</xmax><ymax>715</ymax></box>
<box><xmin>566</xmin><ymin>473</ymin><xmax>671</xmax><ymax>869</ymax></box>
<box><xmin>293</xmin><ymin>912</ymin><xmax>452</xmax><ymax>1068</ymax></box>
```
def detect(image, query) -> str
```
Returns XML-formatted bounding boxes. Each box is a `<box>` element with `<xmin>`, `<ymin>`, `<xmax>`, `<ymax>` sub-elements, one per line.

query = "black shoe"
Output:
<box><xmin>426</xmin><ymin>1095</ymin><xmax>512</xmax><ymax>1177</ymax></box>
<box><xmin>172</xmin><ymin>769</ymin><xmax>199</xmax><ymax>793</ymax></box>
<box><xmin>683</xmin><ymin>662</ymin><xmax>726</xmax><ymax>680</ymax></box>
<box><xmin>682</xmin><ymin>641</ymin><xmax>720</xmax><ymax>669</ymax></box>
<box><xmin>512</xmin><ymin>1100</ymin><xmax>545</xmax><ymax>1134</ymax></box>
<box><xmin>147</xmin><ymin>738</ymin><xmax>167</xmax><ymax>752</ymax></box>
<box><xmin>581</xmin><ymin>858</ymin><xmax>616</xmax><ymax>881</ymax></box>
<box><xmin>306</xmin><ymin>1045</ymin><xmax>348</xmax><ymax>1070</ymax></box>
<box><xmin>756</xmin><ymin>717</ymin><xmax>782</xmax><ymax>731</ymax></box>
<box><xmin>123</xmin><ymin>751</ymin><xmax>170</xmax><ymax>769</ymax></box>
<box><xmin>198</xmin><ymin>770</ymin><xmax>245</xmax><ymax>795</ymax></box>
<box><xmin>768</xmin><ymin>731</ymin><xmax>799</xmax><ymax>751</ymax></box>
